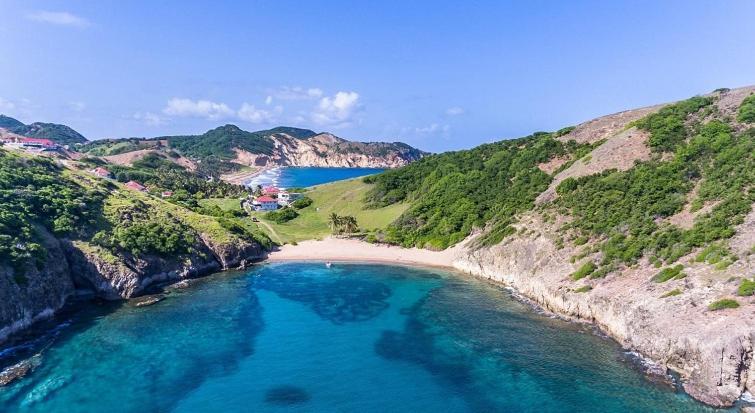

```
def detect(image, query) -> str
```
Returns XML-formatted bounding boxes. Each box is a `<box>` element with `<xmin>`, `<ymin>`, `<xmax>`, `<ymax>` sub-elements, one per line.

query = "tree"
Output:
<box><xmin>342</xmin><ymin>216</ymin><xmax>358</xmax><ymax>233</ymax></box>
<box><xmin>329</xmin><ymin>213</ymin><xmax>341</xmax><ymax>233</ymax></box>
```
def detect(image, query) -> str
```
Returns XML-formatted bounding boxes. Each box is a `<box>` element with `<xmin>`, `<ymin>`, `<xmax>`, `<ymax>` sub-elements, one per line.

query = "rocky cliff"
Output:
<box><xmin>0</xmin><ymin>149</ymin><xmax>267</xmax><ymax>344</ymax></box>
<box><xmin>452</xmin><ymin>209</ymin><xmax>754</xmax><ymax>407</ymax></box>
<box><xmin>233</xmin><ymin>132</ymin><xmax>425</xmax><ymax>168</ymax></box>
<box><xmin>0</xmin><ymin>232</ymin><xmax>263</xmax><ymax>344</ymax></box>
<box><xmin>442</xmin><ymin>86</ymin><xmax>755</xmax><ymax>407</ymax></box>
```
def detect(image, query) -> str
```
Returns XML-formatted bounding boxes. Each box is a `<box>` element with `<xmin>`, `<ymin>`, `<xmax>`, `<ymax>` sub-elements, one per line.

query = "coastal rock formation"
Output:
<box><xmin>233</xmin><ymin>131</ymin><xmax>424</xmax><ymax>168</ymax></box>
<box><xmin>0</xmin><ymin>234</ymin><xmax>263</xmax><ymax>343</ymax></box>
<box><xmin>0</xmin><ymin>228</ymin><xmax>74</xmax><ymax>343</ymax></box>
<box><xmin>453</xmin><ymin>221</ymin><xmax>754</xmax><ymax>407</ymax></box>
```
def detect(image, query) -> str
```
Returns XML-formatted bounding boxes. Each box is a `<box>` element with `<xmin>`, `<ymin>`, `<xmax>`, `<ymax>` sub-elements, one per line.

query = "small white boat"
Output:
<box><xmin>325</xmin><ymin>262</ymin><xmax>332</xmax><ymax>268</ymax></box>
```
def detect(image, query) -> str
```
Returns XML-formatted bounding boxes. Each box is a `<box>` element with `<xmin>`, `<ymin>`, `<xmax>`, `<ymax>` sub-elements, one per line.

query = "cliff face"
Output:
<box><xmin>0</xmin><ymin>231</ymin><xmax>264</xmax><ymax>344</ymax></box>
<box><xmin>0</xmin><ymin>228</ymin><xmax>74</xmax><ymax>343</ymax></box>
<box><xmin>451</xmin><ymin>210</ymin><xmax>754</xmax><ymax>406</ymax></box>
<box><xmin>233</xmin><ymin>132</ymin><xmax>425</xmax><ymax>168</ymax></box>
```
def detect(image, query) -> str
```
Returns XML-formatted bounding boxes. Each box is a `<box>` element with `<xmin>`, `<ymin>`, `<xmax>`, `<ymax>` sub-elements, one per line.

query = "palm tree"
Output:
<box><xmin>342</xmin><ymin>216</ymin><xmax>358</xmax><ymax>234</ymax></box>
<box><xmin>328</xmin><ymin>213</ymin><xmax>341</xmax><ymax>234</ymax></box>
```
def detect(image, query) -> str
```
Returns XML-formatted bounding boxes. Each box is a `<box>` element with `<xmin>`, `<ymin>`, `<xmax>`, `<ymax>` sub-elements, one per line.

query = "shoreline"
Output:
<box><xmin>266</xmin><ymin>237</ymin><xmax>459</xmax><ymax>269</ymax></box>
<box><xmin>220</xmin><ymin>166</ymin><xmax>271</xmax><ymax>185</ymax></box>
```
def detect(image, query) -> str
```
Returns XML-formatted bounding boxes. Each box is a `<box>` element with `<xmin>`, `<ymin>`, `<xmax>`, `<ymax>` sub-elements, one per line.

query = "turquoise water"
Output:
<box><xmin>0</xmin><ymin>263</ymin><xmax>725</xmax><ymax>412</ymax></box>
<box><xmin>246</xmin><ymin>167</ymin><xmax>385</xmax><ymax>188</ymax></box>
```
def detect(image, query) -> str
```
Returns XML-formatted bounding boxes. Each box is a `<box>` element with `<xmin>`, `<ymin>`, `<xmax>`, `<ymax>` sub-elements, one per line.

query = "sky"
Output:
<box><xmin>1</xmin><ymin>1</ymin><xmax>755</xmax><ymax>152</ymax></box>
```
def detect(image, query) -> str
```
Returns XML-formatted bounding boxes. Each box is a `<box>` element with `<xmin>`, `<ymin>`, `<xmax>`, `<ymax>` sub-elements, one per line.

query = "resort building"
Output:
<box><xmin>262</xmin><ymin>186</ymin><xmax>280</xmax><ymax>196</ymax></box>
<box><xmin>255</xmin><ymin>196</ymin><xmax>279</xmax><ymax>211</ymax></box>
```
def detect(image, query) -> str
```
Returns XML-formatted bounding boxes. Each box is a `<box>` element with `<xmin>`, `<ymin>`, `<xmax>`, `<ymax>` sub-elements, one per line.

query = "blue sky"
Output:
<box><xmin>1</xmin><ymin>1</ymin><xmax>754</xmax><ymax>152</ymax></box>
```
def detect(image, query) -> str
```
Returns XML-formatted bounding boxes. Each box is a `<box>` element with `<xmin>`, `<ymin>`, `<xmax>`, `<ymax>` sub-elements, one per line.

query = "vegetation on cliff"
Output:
<box><xmin>363</xmin><ymin>92</ymin><xmax>753</xmax><ymax>281</ymax></box>
<box><xmin>363</xmin><ymin>130</ymin><xmax>597</xmax><ymax>249</ymax></box>
<box><xmin>0</xmin><ymin>150</ymin><xmax>104</xmax><ymax>271</ymax></box>
<box><xmin>0</xmin><ymin>148</ymin><xmax>270</xmax><ymax>281</ymax></box>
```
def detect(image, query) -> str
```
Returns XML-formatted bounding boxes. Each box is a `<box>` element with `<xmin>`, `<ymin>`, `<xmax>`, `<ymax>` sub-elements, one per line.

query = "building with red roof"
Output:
<box><xmin>21</xmin><ymin>138</ymin><xmax>56</xmax><ymax>147</ymax></box>
<box><xmin>255</xmin><ymin>195</ymin><xmax>279</xmax><ymax>211</ymax></box>
<box><xmin>262</xmin><ymin>186</ymin><xmax>280</xmax><ymax>195</ymax></box>
<box><xmin>92</xmin><ymin>167</ymin><xmax>112</xmax><ymax>178</ymax></box>
<box><xmin>125</xmin><ymin>181</ymin><xmax>147</xmax><ymax>191</ymax></box>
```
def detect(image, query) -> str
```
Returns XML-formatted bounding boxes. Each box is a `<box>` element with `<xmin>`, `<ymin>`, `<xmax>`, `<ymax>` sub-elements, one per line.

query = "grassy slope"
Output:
<box><xmin>250</xmin><ymin>178</ymin><xmax>408</xmax><ymax>244</ymax></box>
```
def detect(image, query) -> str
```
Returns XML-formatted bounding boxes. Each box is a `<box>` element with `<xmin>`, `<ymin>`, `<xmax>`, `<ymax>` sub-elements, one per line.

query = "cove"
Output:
<box><xmin>246</xmin><ymin>167</ymin><xmax>385</xmax><ymax>188</ymax></box>
<box><xmin>0</xmin><ymin>263</ymin><xmax>725</xmax><ymax>412</ymax></box>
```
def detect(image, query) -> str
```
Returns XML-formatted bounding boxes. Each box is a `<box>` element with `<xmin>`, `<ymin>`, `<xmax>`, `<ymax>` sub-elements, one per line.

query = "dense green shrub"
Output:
<box><xmin>653</xmin><ymin>265</ymin><xmax>686</xmax><ymax>283</ymax></box>
<box><xmin>738</xmin><ymin>94</ymin><xmax>755</xmax><ymax>123</ymax></box>
<box><xmin>265</xmin><ymin>208</ymin><xmax>299</xmax><ymax>224</ymax></box>
<box><xmin>571</xmin><ymin>261</ymin><xmax>597</xmax><ymax>280</ymax></box>
<box><xmin>365</xmin><ymin>133</ymin><xmax>595</xmax><ymax>249</ymax></box>
<box><xmin>111</xmin><ymin>219</ymin><xmax>194</xmax><ymax>256</ymax></box>
<box><xmin>291</xmin><ymin>197</ymin><xmax>313</xmax><ymax>209</ymax></box>
<box><xmin>708</xmin><ymin>298</ymin><xmax>739</xmax><ymax>311</ymax></box>
<box><xmin>0</xmin><ymin>150</ymin><xmax>105</xmax><ymax>272</ymax></box>
<box><xmin>574</xmin><ymin>285</ymin><xmax>592</xmax><ymax>293</ymax></box>
<box><xmin>635</xmin><ymin>96</ymin><xmax>712</xmax><ymax>151</ymax></box>
<box><xmin>737</xmin><ymin>279</ymin><xmax>755</xmax><ymax>297</ymax></box>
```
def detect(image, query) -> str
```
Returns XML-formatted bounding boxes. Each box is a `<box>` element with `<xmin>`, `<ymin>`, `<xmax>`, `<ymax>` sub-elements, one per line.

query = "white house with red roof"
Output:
<box><xmin>262</xmin><ymin>186</ymin><xmax>280</xmax><ymax>195</ymax></box>
<box><xmin>255</xmin><ymin>195</ymin><xmax>279</xmax><ymax>211</ymax></box>
<box><xmin>125</xmin><ymin>181</ymin><xmax>147</xmax><ymax>191</ymax></box>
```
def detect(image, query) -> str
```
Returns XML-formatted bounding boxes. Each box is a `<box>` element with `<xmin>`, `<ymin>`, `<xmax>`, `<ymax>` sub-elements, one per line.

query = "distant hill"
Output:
<box><xmin>0</xmin><ymin>115</ymin><xmax>24</xmax><ymax>129</ymax></box>
<box><xmin>0</xmin><ymin>115</ymin><xmax>88</xmax><ymax>145</ymax></box>
<box><xmin>80</xmin><ymin>124</ymin><xmax>427</xmax><ymax>178</ymax></box>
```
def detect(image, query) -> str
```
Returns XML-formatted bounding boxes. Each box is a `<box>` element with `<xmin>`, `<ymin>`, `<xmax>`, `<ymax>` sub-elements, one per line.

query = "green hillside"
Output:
<box><xmin>365</xmin><ymin>92</ymin><xmax>755</xmax><ymax>275</ymax></box>
<box><xmin>12</xmin><ymin>122</ymin><xmax>87</xmax><ymax>145</ymax></box>
<box><xmin>0</xmin><ymin>115</ymin><xmax>24</xmax><ymax>129</ymax></box>
<box><xmin>0</xmin><ymin>149</ymin><xmax>270</xmax><ymax>279</ymax></box>
<box><xmin>164</xmin><ymin>124</ymin><xmax>276</xmax><ymax>160</ymax></box>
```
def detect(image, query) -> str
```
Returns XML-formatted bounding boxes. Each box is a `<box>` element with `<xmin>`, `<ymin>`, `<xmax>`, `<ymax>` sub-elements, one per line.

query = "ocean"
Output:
<box><xmin>0</xmin><ymin>263</ymin><xmax>725</xmax><ymax>412</ymax></box>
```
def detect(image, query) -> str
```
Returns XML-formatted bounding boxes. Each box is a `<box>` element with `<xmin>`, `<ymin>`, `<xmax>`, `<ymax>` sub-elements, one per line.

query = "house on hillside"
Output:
<box><xmin>161</xmin><ymin>191</ymin><xmax>173</xmax><ymax>198</ymax></box>
<box><xmin>262</xmin><ymin>186</ymin><xmax>280</xmax><ymax>196</ymax></box>
<box><xmin>255</xmin><ymin>195</ymin><xmax>279</xmax><ymax>211</ymax></box>
<box><xmin>91</xmin><ymin>167</ymin><xmax>112</xmax><ymax>178</ymax></box>
<box><xmin>277</xmin><ymin>191</ymin><xmax>303</xmax><ymax>206</ymax></box>
<box><xmin>125</xmin><ymin>181</ymin><xmax>147</xmax><ymax>192</ymax></box>
<box><xmin>21</xmin><ymin>138</ymin><xmax>57</xmax><ymax>150</ymax></box>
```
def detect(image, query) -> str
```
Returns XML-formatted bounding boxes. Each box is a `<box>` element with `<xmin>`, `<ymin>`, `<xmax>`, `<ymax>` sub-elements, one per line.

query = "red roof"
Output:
<box><xmin>256</xmin><ymin>196</ymin><xmax>276</xmax><ymax>203</ymax></box>
<box><xmin>22</xmin><ymin>138</ymin><xmax>55</xmax><ymax>146</ymax></box>
<box><xmin>263</xmin><ymin>186</ymin><xmax>280</xmax><ymax>194</ymax></box>
<box><xmin>125</xmin><ymin>181</ymin><xmax>146</xmax><ymax>191</ymax></box>
<box><xmin>93</xmin><ymin>167</ymin><xmax>111</xmax><ymax>177</ymax></box>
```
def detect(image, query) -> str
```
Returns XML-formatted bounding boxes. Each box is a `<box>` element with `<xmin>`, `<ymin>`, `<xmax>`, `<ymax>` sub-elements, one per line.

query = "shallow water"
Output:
<box><xmin>245</xmin><ymin>167</ymin><xmax>385</xmax><ymax>188</ymax></box>
<box><xmin>0</xmin><ymin>263</ymin><xmax>728</xmax><ymax>412</ymax></box>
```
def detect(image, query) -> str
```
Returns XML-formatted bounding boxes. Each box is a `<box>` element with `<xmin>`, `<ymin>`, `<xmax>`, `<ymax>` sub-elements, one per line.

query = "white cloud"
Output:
<box><xmin>26</xmin><ymin>10</ymin><xmax>90</xmax><ymax>28</ymax></box>
<box><xmin>162</xmin><ymin>98</ymin><xmax>234</xmax><ymax>120</ymax></box>
<box><xmin>264</xmin><ymin>95</ymin><xmax>273</xmax><ymax>105</ymax></box>
<box><xmin>311</xmin><ymin>91</ymin><xmax>360</xmax><ymax>127</ymax></box>
<box><xmin>237</xmin><ymin>103</ymin><xmax>282</xmax><ymax>124</ymax></box>
<box><xmin>413</xmin><ymin>123</ymin><xmax>450</xmax><ymax>134</ymax></box>
<box><xmin>133</xmin><ymin>112</ymin><xmax>167</xmax><ymax>126</ymax></box>
<box><xmin>445</xmin><ymin>107</ymin><xmax>465</xmax><ymax>116</ymax></box>
<box><xmin>271</xmin><ymin>86</ymin><xmax>323</xmax><ymax>101</ymax></box>
<box><xmin>68</xmin><ymin>101</ymin><xmax>86</xmax><ymax>112</ymax></box>
<box><xmin>0</xmin><ymin>97</ymin><xmax>16</xmax><ymax>112</ymax></box>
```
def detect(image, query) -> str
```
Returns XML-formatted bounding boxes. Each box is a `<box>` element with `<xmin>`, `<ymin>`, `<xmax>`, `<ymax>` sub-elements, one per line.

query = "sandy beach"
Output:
<box><xmin>220</xmin><ymin>166</ymin><xmax>269</xmax><ymax>185</ymax></box>
<box><xmin>266</xmin><ymin>237</ymin><xmax>460</xmax><ymax>269</ymax></box>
